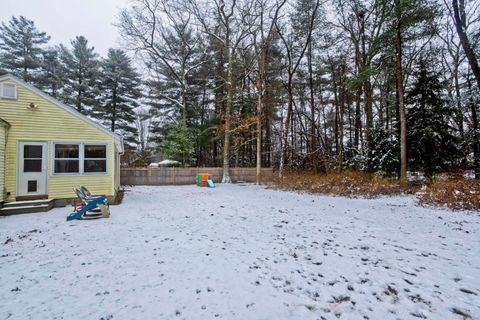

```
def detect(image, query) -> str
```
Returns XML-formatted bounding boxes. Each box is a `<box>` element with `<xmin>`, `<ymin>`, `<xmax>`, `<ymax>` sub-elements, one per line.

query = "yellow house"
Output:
<box><xmin>0</xmin><ymin>74</ymin><xmax>123</xmax><ymax>213</ymax></box>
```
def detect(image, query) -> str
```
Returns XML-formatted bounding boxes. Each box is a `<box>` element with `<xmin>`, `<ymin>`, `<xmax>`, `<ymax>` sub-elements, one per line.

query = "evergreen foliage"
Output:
<box><xmin>406</xmin><ymin>59</ymin><xmax>461</xmax><ymax>177</ymax></box>
<box><xmin>160</xmin><ymin>123</ymin><xmax>194</xmax><ymax>167</ymax></box>
<box><xmin>0</xmin><ymin>16</ymin><xmax>50</xmax><ymax>83</ymax></box>
<box><xmin>59</xmin><ymin>36</ymin><xmax>100</xmax><ymax>114</ymax></box>
<box><xmin>38</xmin><ymin>48</ymin><xmax>64</xmax><ymax>98</ymax></box>
<box><xmin>93</xmin><ymin>49</ymin><xmax>142</xmax><ymax>144</ymax></box>
<box><xmin>367</xmin><ymin>127</ymin><xmax>400</xmax><ymax>175</ymax></box>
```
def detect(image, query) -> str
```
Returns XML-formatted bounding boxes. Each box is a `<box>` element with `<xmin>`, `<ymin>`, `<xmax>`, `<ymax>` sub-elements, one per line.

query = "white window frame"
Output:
<box><xmin>53</xmin><ymin>143</ymin><xmax>81</xmax><ymax>175</ymax></box>
<box><xmin>0</xmin><ymin>83</ymin><xmax>18</xmax><ymax>100</ymax></box>
<box><xmin>83</xmin><ymin>143</ymin><xmax>108</xmax><ymax>175</ymax></box>
<box><xmin>52</xmin><ymin>142</ymin><xmax>109</xmax><ymax>176</ymax></box>
<box><xmin>23</xmin><ymin>144</ymin><xmax>44</xmax><ymax>173</ymax></box>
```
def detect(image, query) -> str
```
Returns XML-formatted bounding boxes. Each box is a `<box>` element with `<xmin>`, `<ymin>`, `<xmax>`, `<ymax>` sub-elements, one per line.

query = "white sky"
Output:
<box><xmin>0</xmin><ymin>0</ymin><xmax>131</xmax><ymax>56</ymax></box>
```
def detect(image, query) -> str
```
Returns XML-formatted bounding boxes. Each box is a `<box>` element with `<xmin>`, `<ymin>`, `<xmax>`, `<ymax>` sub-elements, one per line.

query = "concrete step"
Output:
<box><xmin>3</xmin><ymin>198</ymin><xmax>54</xmax><ymax>208</ymax></box>
<box><xmin>0</xmin><ymin>199</ymin><xmax>54</xmax><ymax>216</ymax></box>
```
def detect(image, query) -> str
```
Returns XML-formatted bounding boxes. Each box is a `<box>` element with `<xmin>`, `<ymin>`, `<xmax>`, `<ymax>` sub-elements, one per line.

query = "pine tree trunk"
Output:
<box><xmin>453</xmin><ymin>64</ymin><xmax>467</xmax><ymax>168</ymax></box>
<box><xmin>338</xmin><ymin>64</ymin><xmax>346</xmax><ymax>169</ymax></box>
<box><xmin>111</xmin><ymin>87</ymin><xmax>117</xmax><ymax>132</ymax></box>
<box><xmin>452</xmin><ymin>0</ymin><xmax>480</xmax><ymax>179</ymax></box>
<box><xmin>308</xmin><ymin>41</ymin><xmax>317</xmax><ymax>172</ymax></box>
<box><xmin>222</xmin><ymin>48</ymin><xmax>234</xmax><ymax>183</ymax></box>
<box><xmin>360</xmin><ymin>13</ymin><xmax>373</xmax><ymax>147</ymax></box>
<box><xmin>354</xmin><ymin>86</ymin><xmax>362</xmax><ymax>149</ymax></box>
<box><xmin>331</xmin><ymin>63</ymin><xmax>341</xmax><ymax>168</ymax></box>
<box><xmin>466</xmin><ymin>76</ymin><xmax>480</xmax><ymax>179</ymax></box>
<box><xmin>265</xmin><ymin>113</ymin><xmax>271</xmax><ymax>167</ymax></box>
<box><xmin>279</xmin><ymin>77</ymin><xmax>293</xmax><ymax>178</ymax></box>
<box><xmin>364</xmin><ymin>80</ymin><xmax>373</xmax><ymax>140</ymax></box>
<box><xmin>255</xmin><ymin>41</ymin><xmax>265</xmax><ymax>184</ymax></box>
<box><xmin>395</xmin><ymin>18</ymin><xmax>408</xmax><ymax>185</ymax></box>
<box><xmin>256</xmin><ymin>77</ymin><xmax>262</xmax><ymax>183</ymax></box>
<box><xmin>470</xmin><ymin>96</ymin><xmax>480</xmax><ymax>179</ymax></box>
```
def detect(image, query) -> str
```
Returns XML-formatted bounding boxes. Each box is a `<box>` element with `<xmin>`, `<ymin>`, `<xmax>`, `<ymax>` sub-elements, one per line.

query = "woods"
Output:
<box><xmin>1</xmin><ymin>0</ymin><xmax>479</xmax><ymax>182</ymax></box>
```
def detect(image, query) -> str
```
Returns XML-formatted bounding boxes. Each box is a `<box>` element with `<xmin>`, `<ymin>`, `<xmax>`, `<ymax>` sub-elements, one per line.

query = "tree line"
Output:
<box><xmin>1</xmin><ymin>0</ymin><xmax>479</xmax><ymax>183</ymax></box>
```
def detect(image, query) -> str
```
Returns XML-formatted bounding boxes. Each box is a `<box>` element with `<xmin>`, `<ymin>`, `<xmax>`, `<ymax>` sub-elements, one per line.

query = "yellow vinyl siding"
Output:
<box><xmin>0</xmin><ymin>79</ymin><xmax>117</xmax><ymax>201</ymax></box>
<box><xmin>0</xmin><ymin>125</ymin><xmax>6</xmax><ymax>202</ymax></box>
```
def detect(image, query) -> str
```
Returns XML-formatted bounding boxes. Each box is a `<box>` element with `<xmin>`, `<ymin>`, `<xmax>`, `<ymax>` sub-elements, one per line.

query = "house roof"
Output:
<box><xmin>0</xmin><ymin>73</ymin><xmax>124</xmax><ymax>153</ymax></box>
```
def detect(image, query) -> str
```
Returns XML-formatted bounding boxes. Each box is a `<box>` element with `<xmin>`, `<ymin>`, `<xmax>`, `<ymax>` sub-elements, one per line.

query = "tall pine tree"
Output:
<box><xmin>60</xmin><ymin>36</ymin><xmax>100</xmax><ymax>114</ymax></box>
<box><xmin>38</xmin><ymin>48</ymin><xmax>64</xmax><ymax>98</ymax></box>
<box><xmin>386</xmin><ymin>0</ymin><xmax>437</xmax><ymax>183</ymax></box>
<box><xmin>406</xmin><ymin>59</ymin><xmax>461</xmax><ymax>178</ymax></box>
<box><xmin>93</xmin><ymin>49</ymin><xmax>142</xmax><ymax>144</ymax></box>
<box><xmin>0</xmin><ymin>16</ymin><xmax>50</xmax><ymax>83</ymax></box>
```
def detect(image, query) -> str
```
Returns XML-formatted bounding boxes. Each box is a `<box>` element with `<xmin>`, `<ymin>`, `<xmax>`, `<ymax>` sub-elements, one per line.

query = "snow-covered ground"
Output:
<box><xmin>1</xmin><ymin>184</ymin><xmax>479</xmax><ymax>320</ymax></box>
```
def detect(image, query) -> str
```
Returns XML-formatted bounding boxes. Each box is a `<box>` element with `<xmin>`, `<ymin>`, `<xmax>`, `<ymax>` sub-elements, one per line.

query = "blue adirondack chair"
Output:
<box><xmin>66</xmin><ymin>196</ymin><xmax>108</xmax><ymax>221</ymax></box>
<box><xmin>66</xmin><ymin>187</ymin><xmax>110</xmax><ymax>221</ymax></box>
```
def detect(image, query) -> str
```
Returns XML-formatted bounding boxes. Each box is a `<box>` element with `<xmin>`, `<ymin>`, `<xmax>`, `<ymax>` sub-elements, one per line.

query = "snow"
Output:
<box><xmin>159</xmin><ymin>159</ymin><xmax>180</xmax><ymax>166</ymax></box>
<box><xmin>1</xmin><ymin>184</ymin><xmax>479</xmax><ymax>320</ymax></box>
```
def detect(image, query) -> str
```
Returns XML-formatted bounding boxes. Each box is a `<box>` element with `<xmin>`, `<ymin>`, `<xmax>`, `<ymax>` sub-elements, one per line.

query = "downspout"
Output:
<box><xmin>112</xmin><ymin>136</ymin><xmax>124</xmax><ymax>201</ymax></box>
<box><xmin>2</xmin><ymin>122</ymin><xmax>11</xmax><ymax>203</ymax></box>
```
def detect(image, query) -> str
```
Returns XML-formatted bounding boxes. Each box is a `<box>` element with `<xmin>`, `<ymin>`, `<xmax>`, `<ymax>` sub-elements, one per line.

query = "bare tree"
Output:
<box><xmin>450</xmin><ymin>0</ymin><xmax>480</xmax><ymax>178</ymax></box>
<box><xmin>251</xmin><ymin>0</ymin><xmax>286</xmax><ymax>183</ymax></box>
<box><xmin>135</xmin><ymin>110</ymin><xmax>153</xmax><ymax>165</ymax></box>
<box><xmin>189</xmin><ymin>0</ymin><xmax>254</xmax><ymax>183</ymax></box>
<box><xmin>118</xmin><ymin>0</ymin><xmax>206</xmax><ymax>124</ymax></box>
<box><xmin>335</xmin><ymin>0</ymin><xmax>388</xmax><ymax>150</ymax></box>
<box><xmin>437</xmin><ymin>14</ymin><xmax>467</xmax><ymax>166</ymax></box>
<box><xmin>276</xmin><ymin>0</ymin><xmax>321</xmax><ymax>178</ymax></box>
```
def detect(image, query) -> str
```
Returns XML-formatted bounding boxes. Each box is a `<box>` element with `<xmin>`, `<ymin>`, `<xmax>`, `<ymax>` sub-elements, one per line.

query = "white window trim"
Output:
<box><xmin>52</xmin><ymin>142</ymin><xmax>109</xmax><ymax>176</ymax></box>
<box><xmin>53</xmin><ymin>143</ymin><xmax>81</xmax><ymax>175</ymax></box>
<box><xmin>23</xmin><ymin>145</ymin><xmax>44</xmax><ymax>173</ymax></box>
<box><xmin>0</xmin><ymin>83</ymin><xmax>18</xmax><ymax>100</ymax></box>
<box><xmin>83</xmin><ymin>143</ymin><xmax>108</xmax><ymax>175</ymax></box>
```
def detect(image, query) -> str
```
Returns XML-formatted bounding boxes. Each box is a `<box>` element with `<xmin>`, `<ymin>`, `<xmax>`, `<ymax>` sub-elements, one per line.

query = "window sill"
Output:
<box><xmin>51</xmin><ymin>172</ymin><xmax>109</xmax><ymax>177</ymax></box>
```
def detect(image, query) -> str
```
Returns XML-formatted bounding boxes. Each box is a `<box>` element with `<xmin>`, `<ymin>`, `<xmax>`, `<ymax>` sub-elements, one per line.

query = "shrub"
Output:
<box><xmin>160</xmin><ymin>123</ymin><xmax>194</xmax><ymax>166</ymax></box>
<box><xmin>266</xmin><ymin>170</ymin><xmax>409</xmax><ymax>198</ymax></box>
<box><xmin>418</xmin><ymin>178</ymin><xmax>480</xmax><ymax>211</ymax></box>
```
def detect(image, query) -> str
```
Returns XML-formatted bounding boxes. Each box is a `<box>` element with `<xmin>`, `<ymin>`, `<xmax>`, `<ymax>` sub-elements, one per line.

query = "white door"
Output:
<box><xmin>18</xmin><ymin>142</ymin><xmax>48</xmax><ymax>196</ymax></box>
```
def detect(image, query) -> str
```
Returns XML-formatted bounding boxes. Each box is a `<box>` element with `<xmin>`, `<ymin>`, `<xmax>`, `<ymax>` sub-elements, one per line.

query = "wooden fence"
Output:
<box><xmin>121</xmin><ymin>167</ymin><xmax>274</xmax><ymax>185</ymax></box>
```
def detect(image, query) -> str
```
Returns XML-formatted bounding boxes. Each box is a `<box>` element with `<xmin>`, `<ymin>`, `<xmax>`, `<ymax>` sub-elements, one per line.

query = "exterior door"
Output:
<box><xmin>18</xmin><ymin>141</ymin><xmax>48</xmax><ymax>196</ymax></box>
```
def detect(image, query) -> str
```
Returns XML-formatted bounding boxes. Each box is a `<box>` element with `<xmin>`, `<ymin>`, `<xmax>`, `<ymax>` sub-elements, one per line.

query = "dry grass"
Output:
<box><xmin>418</xmin><ymin>178</ymin><xmax>480</xmax><ymax>211</ymax></box>
<box><xmin>265</xmin><ymin>170</ymin><xmax>411</xmax><ymax>198</ymax></box>
<box><xmin>265</xmin><ymin>170</ymin><xmax>480</xmax><ymax>211</ymax></box>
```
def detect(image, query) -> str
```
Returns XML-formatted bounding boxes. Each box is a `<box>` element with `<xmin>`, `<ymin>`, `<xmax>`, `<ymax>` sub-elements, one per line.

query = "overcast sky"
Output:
<box><xmin>1</xmin><ymin>0</ymin><xmax>131</xmax><ymax>56</ymax></box>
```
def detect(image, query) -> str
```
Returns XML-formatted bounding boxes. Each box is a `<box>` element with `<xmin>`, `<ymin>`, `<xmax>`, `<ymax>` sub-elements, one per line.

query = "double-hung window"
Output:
<box><xmin>54</xmin><ymin>143</ymin><xmax>107</xmax><ymax>174</ymax></box>
<box><xmin>84</xmin><ymin>144</ymin><xmax>107</xmax><ymax>173</ymax></box>
<box><xmin>54</xmin><ymin>144</ymin><xmax>80</xmax><ymax>173</ymax></box>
